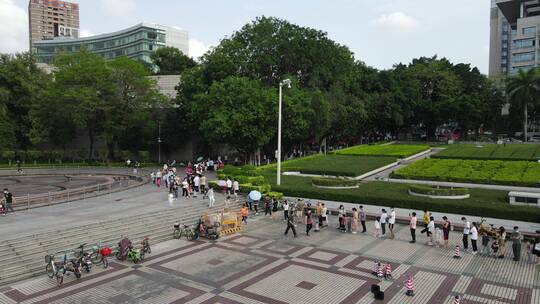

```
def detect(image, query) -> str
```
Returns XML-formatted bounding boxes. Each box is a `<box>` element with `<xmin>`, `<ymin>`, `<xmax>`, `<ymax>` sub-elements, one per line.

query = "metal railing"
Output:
<box><xmin>1</xmin><ymin>168</ymin><xmax>151</xmax><ymax>211</ymax></box>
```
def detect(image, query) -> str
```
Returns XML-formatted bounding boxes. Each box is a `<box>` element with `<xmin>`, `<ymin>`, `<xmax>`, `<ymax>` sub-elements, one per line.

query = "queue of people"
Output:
<box><xmin>277</xmin><ymin>200</ymin><xmax>539</xmax><ymax>264</ymax></box>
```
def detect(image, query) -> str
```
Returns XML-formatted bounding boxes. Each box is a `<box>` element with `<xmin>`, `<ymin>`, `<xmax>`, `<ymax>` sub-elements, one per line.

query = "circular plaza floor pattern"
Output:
<box><xmin>0</xmin><ymin>175</ymin><xmax>113</xmax><ymax>196</ymax></box>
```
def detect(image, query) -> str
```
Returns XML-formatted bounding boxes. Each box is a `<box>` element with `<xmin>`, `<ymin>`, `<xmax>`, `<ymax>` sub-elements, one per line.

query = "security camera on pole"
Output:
<box><xmin>276</xmin><ymin>79</ymin><xmax>292</xmax><ymax>186</ymax></box>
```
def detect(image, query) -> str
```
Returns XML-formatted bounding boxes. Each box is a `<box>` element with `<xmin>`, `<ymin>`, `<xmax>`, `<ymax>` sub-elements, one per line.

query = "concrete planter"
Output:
<box><xmin>312</xmin><ymin>184</ymin><xmax>359</xmax><ymax>190</ymax></box>
<box><xmin>408</xmin><ymin>189</ymin><xmax>470</xmax><ymax>200</ymax></box>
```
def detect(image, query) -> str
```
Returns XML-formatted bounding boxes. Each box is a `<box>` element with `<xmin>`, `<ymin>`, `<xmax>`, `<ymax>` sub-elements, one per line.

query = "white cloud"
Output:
<box><xmin>372</xmin><ymin>12</ymin><xmax>419</xmax><ymax>32</ymax></box>
<box><xmin>100</xmin><ymin>0</ymin><xmax>135</xmax><ymax>17</ymax></box>
<box><xmin>0</xmin><ymin>0</ymin><xmax>28</xmax><ymax>53</ymax></box>
<box><xmin>189</xmin><ymin>39</ymin><xmax>211</xmax><ymax>60</ymax></box>
<box><xmin>79</xmin><ymin>29</ymin><xmax>95</xmax><ymax>38</ymax></box>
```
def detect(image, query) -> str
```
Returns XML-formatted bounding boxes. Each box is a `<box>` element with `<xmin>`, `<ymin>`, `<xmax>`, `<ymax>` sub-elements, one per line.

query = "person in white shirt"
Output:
<box><xmin>388</xmin><ymin>207</ymin><xmax>396</xmax><ymax>239</ymax></box>
<box><xmin>462</xmin><ymin>217</ymin><xmax>471</xmax><ymax>251</ymax></box>
<box><xmin>409</xmin><ymin>212</ymin><xmax>417</xmax><ymax>243</ymax></box>
<box><xmin>374</xmin><ymin>216</ymin><xmax>381</xmax><ymax>238</ymax></box>
<box><xmin>380</xmin><ymin>209</ymin><xmax>388</xmax><ymax>236</ymax></box>
<box><xmin>321</xmin><ymin>203</ymin><xmax>328</xmax><ymax>227</ymax></box>
<box><xmin>283</xmin><ymin>200</ymin><xmax>289</xmax><ymax>221</ymax></box>
<box><xmin>181</xmin><ymin>179</ymin><xmax>189</xmax><ymax>198</ymax></box>
<box><xmin>470</xmin><ymin>222</ymin><xmax>479</xmax><ymax>254</ymax></box>
<box><xmin>226</xmin><ymin>177</ymin><xmax>232</xmax><ymax>195</ymax></box>
<box><xmin>200</xmin><ymin>175</ymin><xmax>207</xmax><ymax>197</ymax></box>
<box><xmin>193</xmin><ymin>175</ymin><xmax>200</xmax><ymax>196</ymax></box>
<box><xmin>208</xmin><ymin>187</ymin><xmax>215</xmax><ymax>207</ymax></box>
<box><xmin>427</xmin><ymin>216</ymin><xmax>435</xmax><ymax>246</ymax></box>
<box><xmin>233</xmin><ymin>179</ymin><xmax>239</xmax><ymax>201</ymax></box>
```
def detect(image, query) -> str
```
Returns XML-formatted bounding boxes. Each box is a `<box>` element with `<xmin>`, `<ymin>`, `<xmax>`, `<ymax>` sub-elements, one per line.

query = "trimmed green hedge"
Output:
<box><xmin>312</xmin><ymin>177</ymin><xmax>358</xmax><ymax>187</ymax></box>
<box><xmin>433</xmin><ymin>144</ymin><xmax>540</xmax><ymax>161</ymax></box>
<box><xmin>393</xmin><ymin>158</ymin><xmax>540</xmax><ymax>187</ymax></box>
<box><xmin>265</xmin><ymin>191</ymin><xmax>284</xmax><ymax>200</ymax></box>
<box><xmin>256</xmin><ymin>170</ymin><xmax>540</xmax><ymax>222</ymax></box>
<box><xmin>408</xmin><ymin>185</ymin><xmax>469</xmax><ymax>196</ymax></box>
<box><xmin>334</xmin><ymin>144</ymin><xmax>430</xmax><ymax>158</ymax></box>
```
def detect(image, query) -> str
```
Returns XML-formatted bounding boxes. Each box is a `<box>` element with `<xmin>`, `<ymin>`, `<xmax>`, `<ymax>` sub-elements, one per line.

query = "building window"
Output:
<box><xmin>523</xmin><ymin>26</ymin><xmax>536</xmax><ymax>35</ymax></box>
<box><xmin>513</xmin><ymin>38</ymin><xmax>535</xmax><ymax>49</ymax></box>
<box><xmin>512</xmin><ymin>52</ymin><xmax>535</xmax><ymax>62</ymax></box>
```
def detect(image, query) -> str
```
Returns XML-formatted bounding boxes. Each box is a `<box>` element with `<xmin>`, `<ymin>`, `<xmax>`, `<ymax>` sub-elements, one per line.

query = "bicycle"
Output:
<box><xmin>89</xmin><ymin>243</ymin><xmax>112</xmax><ymax>268</ymax></box>
<box><xmin>76</xmin><ymin>243</ymin><xmax>93</xmax><ymax>273</ymax></box>
<box><xmin>45</xmin><ymin>254</ymin><xmax>65</xmax><ymax>285</ymax></box>
<box><xmin>173</xmin><ymin>222</ymin><xmax>197</xmax><ymax>240</ymax></box>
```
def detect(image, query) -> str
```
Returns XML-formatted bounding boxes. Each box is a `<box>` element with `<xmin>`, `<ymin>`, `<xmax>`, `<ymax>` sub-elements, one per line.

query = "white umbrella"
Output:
<box><xmin>248</xmin><ymin>190</ymin><xmax>262</xmax><ymax>201</ymax></box>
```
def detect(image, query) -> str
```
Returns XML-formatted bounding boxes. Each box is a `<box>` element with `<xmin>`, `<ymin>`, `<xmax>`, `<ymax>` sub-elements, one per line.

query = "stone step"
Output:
<box><xmin>0</xmin><ymin>201</ymin><xmax>242</xmax><ymax>286</ymax></box>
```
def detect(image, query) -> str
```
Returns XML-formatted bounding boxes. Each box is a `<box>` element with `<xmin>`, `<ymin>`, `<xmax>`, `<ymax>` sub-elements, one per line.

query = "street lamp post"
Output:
<box><xmin>277</xmin><ymin>79</ymin><xmax>291</xmax><ymax>186</ymax></box>
<box><xmin>157</xmin><ymin>121</ymin><xmax>162</xmax><ymax>164</ymax></box>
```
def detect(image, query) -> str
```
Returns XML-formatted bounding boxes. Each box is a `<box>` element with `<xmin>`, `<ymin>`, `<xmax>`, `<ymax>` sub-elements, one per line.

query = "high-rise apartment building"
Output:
<box><xmin>489</xmin><ymin>0</ymin><xmax>540</xmax><ymax>77</ymax></box>
<box><xmin>28</xmin><ymin>0</ymin><xmax>80</xmax><ymax>49</ymax></box>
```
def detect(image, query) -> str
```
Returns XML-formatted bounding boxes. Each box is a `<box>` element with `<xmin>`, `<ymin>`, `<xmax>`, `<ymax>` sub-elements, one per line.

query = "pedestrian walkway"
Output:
<box><xmin>1</xmin><ymin>215</ymin><xmax>537</xmax><ymax>304</ymax></box>
<box><xmin>0</xmin><ymin>183</ymin><xmax>228</xmax><ymax>241</ymax></box>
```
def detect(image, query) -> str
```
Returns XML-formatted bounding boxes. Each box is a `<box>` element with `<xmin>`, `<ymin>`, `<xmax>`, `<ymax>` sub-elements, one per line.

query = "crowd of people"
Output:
<box><xmin>247</xmin><ymin>199</ymin><xmax>540</xmax><ymax>264</ymax></box>
<box><xmin>150</xmin><ymin>161</ymin><xmax>212</xmax><ymax>202</ymax></box>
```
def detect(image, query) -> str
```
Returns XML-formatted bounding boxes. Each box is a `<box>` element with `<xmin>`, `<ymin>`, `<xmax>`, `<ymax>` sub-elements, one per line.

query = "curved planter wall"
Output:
<box><xmin>312</xmin><ymin>184</ymin><xmax>359</xmax><ymax>190</ymax></box>
<box><xmin>408</xmin><ymin>189</ymin><xmax>470</xmax><ymax>200</ymax></box>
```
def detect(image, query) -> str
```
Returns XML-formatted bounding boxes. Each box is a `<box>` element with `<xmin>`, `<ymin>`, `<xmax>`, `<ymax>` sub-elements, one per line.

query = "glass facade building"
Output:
<box><xmin>33</xmin><ymin>22</ymin><xmax>189</xmax><ymax>64</ymax></box>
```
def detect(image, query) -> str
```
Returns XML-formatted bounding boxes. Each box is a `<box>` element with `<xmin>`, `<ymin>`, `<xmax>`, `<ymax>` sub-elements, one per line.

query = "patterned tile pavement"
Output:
<box><xmin>0</xmin><ymin>215</ymin><xmax>539</xmax><ymax>304</ymax></box>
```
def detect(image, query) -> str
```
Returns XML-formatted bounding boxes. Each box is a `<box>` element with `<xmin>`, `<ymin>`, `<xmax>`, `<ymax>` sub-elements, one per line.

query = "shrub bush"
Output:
<box><xmin>265</xmin><ymin>191</ymin><xmax>284</xmax><ymax>200</ymax></box>
<box><xmin>408</xmin><ymin>185</ymin><xmax>469</xmax><ymax>196</ymax></box>
<box><xmin>312</xmin><ymin>177</ymin><xmax>358</xmax><ymax>187</ymax></box>
<box><xmin>239</xmin><ymin>183</ymin><xmax>271</xmax><ymax>193</ymax></box>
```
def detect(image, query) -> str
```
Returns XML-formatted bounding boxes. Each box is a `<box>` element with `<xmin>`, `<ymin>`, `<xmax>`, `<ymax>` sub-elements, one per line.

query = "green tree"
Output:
<box><xmin>194</xmin><ymin>76</ymin><xmax>277</xmax><ymax>156</ymax></box>
<box><xmin>0</xmin><ymin>53</ymin><xmax>49</xmax><ymax>149</ymax></box>
<box><xmin>106</xmin><ymin>56</ymin><xmax>167</xmax><ymax>159</ymax></box>
<box><xmin>506</xmin><ymin>68</ymin><xmax>539</xmax><ymax>142</ymax></box>
<box><xmin>150</xmin><ymin>46</ymin><xmax>196</xmax><ymax>75</ymax></box>
<box><xmin>198</xmin><ymin>16</ymin><xmax>355</xmax><ymax>89</ymax></box>
<box><xmin>50</xmin><ymin>50</ymin><xmax>116</xmax><ymax>159</ymax></box>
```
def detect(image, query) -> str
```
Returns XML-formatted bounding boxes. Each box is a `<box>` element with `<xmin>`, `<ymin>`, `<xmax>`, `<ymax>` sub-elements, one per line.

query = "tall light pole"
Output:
<box><xmin>157</xmin><ymin>121</ymin><xmax>162</xmax><ymax>164</ymax></box>
<box><xmin>277</xmin><ymin>79</ymin><xmax>291</xmax><ymax>186</ymax></box>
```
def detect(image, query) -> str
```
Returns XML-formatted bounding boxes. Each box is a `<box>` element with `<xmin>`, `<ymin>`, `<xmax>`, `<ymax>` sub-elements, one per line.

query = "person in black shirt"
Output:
<box><xmin>3</xmin><ymin>188</ymin><xmax>14</xmax><ymax>214</ymax></box>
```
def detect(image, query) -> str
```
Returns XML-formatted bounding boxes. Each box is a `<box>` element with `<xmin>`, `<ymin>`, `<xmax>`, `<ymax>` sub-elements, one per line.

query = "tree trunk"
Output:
<box><xmin>524</xmin><ymin>103</ymin><xmax>528</xmax><ymax>142</ymax></box>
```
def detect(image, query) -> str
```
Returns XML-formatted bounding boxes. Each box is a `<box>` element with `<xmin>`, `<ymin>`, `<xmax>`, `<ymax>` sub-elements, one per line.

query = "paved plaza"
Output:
<box><xmin>1</xmin><ymin>214</ymin><xmax>538</xmax><ymax>304</ymax></box>
<box><xmin>0</xmin><ymin>175</ymin><xmax>113</xmax><ymax>196</ymax></box>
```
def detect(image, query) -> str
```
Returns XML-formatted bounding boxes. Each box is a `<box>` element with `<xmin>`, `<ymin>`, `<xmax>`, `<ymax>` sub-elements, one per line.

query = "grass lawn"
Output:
<box><xmin>392</xmin><ymin>158</ymin><xmax>540</xmax><ymax>187</ymax></box>
<box><xmin>433</xmin><ymin>143</ymin><xmax>540</xmax><ymax>161</ymax></box>
<box><xmin>335</xmin><ymin>143</ymin><xmax>430</xmax><ymax>158</ymax></box>
<box><xmin>277</xmin><ymin>154</ymin><xmax>395</xmax><ymax>177</ymax></box>
<box><xmin>259</xmin><ymin>171</ymin><xmax>540</xmax><ymax>222</ymax></box>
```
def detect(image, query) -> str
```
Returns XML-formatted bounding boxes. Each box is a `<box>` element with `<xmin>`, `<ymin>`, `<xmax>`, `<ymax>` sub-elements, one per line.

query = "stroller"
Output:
<box><xmin>116</xmin><ymin>237</ymin><xmax>132</xmax><ymax>261</ymax></box>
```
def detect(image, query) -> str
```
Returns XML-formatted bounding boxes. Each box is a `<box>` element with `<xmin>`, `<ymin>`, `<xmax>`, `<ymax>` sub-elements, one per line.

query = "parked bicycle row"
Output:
<box><xmin>45</xmin><ymin>236</ymin><xmax>151</xmax><ymax>285</ymax></box>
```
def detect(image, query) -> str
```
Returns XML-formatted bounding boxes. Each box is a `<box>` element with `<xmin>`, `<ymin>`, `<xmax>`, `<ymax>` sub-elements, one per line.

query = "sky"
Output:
<box><xmin>2</xmin><ymin>0</ymin><xmax>491</xmax><ymax>73</ymax></box>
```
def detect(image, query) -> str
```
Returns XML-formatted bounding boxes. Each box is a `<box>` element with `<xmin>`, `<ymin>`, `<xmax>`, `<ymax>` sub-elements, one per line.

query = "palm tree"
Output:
<box><xmin>506</xmin><ymin>68</ymin><xmax>539</xmax><ymax>142</ymax></box>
